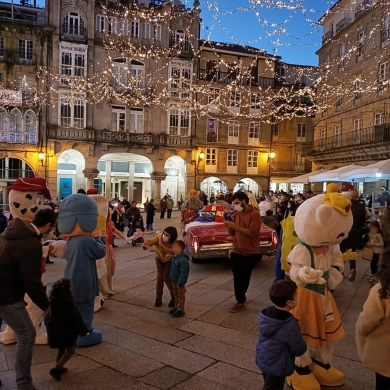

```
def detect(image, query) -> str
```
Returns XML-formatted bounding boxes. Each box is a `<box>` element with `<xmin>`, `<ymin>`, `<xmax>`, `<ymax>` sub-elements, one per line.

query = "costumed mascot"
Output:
<box><xmin>286</xmin><ymin>183</ymin><xmax>354</xmax><ymax>390</ymax></box>
<box><xmin>0</xmin><ymin>178</ymin><xmax>57</xmax><ymax>345</ymax></box>
<box><xmin>58</xmin><ymin>193</ymin><xmax>106</xmax><ymax>347</ymax></box>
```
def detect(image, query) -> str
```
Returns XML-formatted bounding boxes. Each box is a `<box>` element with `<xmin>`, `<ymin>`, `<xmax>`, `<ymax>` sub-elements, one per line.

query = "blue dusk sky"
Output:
<box><xmin>8</xmin><ymin>0</ymin><xmax>333</xmax><ymax>65</ymax></box>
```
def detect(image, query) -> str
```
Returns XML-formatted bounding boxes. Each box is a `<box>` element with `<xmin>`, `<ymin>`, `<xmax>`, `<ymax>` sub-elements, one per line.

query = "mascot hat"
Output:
<box><xmin>58</xmin><ymin>193</ymin><xmax>98</xmax><ymax>234</ymax></box>
<box><xmin>187</xmin><ymin>189</ymin><xmax>199</xmax><ymax>199</ymax></box>
<box><xmin>9</xmin><ymin>178</ymin><xmax>51</xmax><ymax>200</ymax></box>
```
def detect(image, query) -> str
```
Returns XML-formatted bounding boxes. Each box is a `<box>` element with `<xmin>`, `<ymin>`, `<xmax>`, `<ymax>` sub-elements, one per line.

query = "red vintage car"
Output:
<box><xmin>185</xmin><ymin>221</ymin><xmax>278</xmax><ymax>263</ymax></box>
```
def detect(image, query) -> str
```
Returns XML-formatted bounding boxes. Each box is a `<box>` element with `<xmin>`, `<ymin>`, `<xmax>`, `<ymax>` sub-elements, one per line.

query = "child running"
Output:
<box><xmin>256</xmin><ymin>280</ymin><xmax>307</xmax><ymax>390</ymax></box>
<box><xmin>169</xmin><ymin>240</ymin><xmax>190</xmax><ymax>317</ymax></box>
<box><xmin>367</xmin><ymin>220</ymin><xmax>384</xmax><ymax>281</ymax></box>
<box><xmin>46</xmin><ymin>278</ymin><xmax>89</xmax><ymax>381</ymax></box>
<box><xmin>357</xmin><ymin>248</ymin><xmax>390</xmax><ymax>389</ymax></box>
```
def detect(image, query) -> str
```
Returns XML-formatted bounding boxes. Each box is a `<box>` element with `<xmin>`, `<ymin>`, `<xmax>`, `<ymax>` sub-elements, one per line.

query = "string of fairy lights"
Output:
<box><xmin>1</xmin><ymin>0</ymin><xmax>390</xmax><ymax>125</ymax></box>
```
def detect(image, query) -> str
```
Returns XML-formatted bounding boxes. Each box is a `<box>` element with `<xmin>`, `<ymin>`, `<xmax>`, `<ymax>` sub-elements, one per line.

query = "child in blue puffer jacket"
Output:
<box><xmin>169</xmin><ymin>240</ymin><xmax>190</xmax><ymax>318</ymax></box>
<box><xmin>256</xmin><ymin>280</ymin><xmax>307</xmax><ymax>390</ymax></box>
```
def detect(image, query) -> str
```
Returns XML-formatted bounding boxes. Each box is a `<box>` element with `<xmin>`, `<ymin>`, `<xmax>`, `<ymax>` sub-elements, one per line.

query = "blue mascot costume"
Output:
<box><xmin>58</xmin><ymin>194</ymin><xmax>106</xmax><ymax>347</ymax></box>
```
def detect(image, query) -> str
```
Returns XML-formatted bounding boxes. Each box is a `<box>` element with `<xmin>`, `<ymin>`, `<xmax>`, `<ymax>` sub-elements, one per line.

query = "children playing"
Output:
<box><xmin>46</xmin><ymin>278</ymin><xmax>88</xmax><ymax>381</ymax></box>
<box><xmin>168</xmin><ymin>240</ymin><xmax>190</xmax><ymax>317</ymax></box>
<box><xmin>367</xmin><ymin>221</ymin><xmax>384</xmax><ymax>281</ymax></box>
<box><xmin>256</xmin><ymin>280</ymin><xmax>307</xmax><ymax>390</ymax></box>
<box><xmin>356</xmin><ymin>249</ymin><xmax>390</xmax><ymax>389</ymax></box>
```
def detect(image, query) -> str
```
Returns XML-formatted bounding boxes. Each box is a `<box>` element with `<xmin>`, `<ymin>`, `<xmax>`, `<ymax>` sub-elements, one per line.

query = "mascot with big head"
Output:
<box><xmin>58</xmin><ymin>193</ymin><xmax>106</xmax><ymax>347</ymax></box>
<box><xmin>0</xmin><ymin>178</ymin><xmax>53</xmax><ymax>345</ymax></box>
<box><xmin>286</xmin><ymin>183</ymin><xmax>353</xmax><ymax>390</ymax></box>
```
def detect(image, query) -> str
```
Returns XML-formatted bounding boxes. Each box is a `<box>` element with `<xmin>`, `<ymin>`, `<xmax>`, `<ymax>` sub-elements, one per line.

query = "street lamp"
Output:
<box><xmin>191</xmin><ymin>150</ymin><xmax>205</xmax><ymax>173</ymax></box>
<box><xmin>38</xmin><ymin>150</ymin><xmax>45</xmax><ymax>166</ymax></box>
<box><xmin>267</xmin><ymin>152</ymin><xmax>276</xmax><ymax>195</ymax></box>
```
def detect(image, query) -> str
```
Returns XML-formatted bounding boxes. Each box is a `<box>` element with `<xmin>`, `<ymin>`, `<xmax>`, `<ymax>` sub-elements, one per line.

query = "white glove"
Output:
<box><xmin>298</xmin><ymin>266</ymin><xmax>324</xmax><ymax>284</ymax></box>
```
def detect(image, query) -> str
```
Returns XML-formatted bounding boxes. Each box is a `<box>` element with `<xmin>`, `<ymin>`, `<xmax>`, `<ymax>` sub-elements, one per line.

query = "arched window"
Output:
<box><xmin>63</xmin><ymin>12</ymin><xmax>85</xmax><ymax>36</ymax></box>
<box><xmin>24</xmin><ymin>110</ymin><xmax>37</xmax><ymax>144</ymax></box>
<box><xmin>9</xmin><ymin>108</ymin><xmax>22</xmax><ymax>143</ymax></box>
<box><xmin>0</xmin><ymin>109</ymin><xmax>8</xmax><ymax>142</ymax></box>
<box><xmin>172</xmin><ymin>30</ymin><xmax>190</xmax><ymax>52</ymax></box>
<box><xmin>131</xmin><ymin>60</ymin><xmax>145</xmax><ymax>88</ymax></box>
<box><xmin>0</xmin><ymin>157</ymin><xmax>34</xmax><ymax>180</ymax></box>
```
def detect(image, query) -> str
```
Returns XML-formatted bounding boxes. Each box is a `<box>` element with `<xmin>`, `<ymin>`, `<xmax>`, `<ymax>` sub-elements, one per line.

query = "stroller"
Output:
<box><xmin>129</xmin><ymin>217</ymin><xmax>145</xmax><ymax>247</ymax></box>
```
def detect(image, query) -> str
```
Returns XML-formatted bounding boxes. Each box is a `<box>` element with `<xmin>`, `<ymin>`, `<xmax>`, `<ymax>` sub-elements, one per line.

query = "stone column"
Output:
<box><xmin>82</xmin><ymin>168</ymin><xmax>100</xmax><ymax>191</ymax></box>
<box><xmin>151</xmin><ymin>172</ymin><xmax>167</xmax><ymax>204</ymax></box>
<box><xmin>128</xmin><ymin>162</ymin><xmax>135</xmax><ymax>201</ymax></box>
<box><xmin>106</xmin><ymin>160</ymin><xmax>112</xmax><ymax>200</ymax></box>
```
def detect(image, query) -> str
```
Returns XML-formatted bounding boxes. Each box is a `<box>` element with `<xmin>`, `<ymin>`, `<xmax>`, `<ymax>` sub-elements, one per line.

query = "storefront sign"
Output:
<box><xmin>58</xmin><ymin>170</ymin><xmax>77</xmax><ymax>175</ymax></box>
<box><xmin>0</xmin><ymin>90</ymin><xmax>22</xmax><ymax>106</ymax></box>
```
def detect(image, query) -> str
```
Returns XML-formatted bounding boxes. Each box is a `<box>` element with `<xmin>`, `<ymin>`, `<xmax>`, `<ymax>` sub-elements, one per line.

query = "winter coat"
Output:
<box><xmin>341</xmin><ymin>199</ymin><xmax>366</xmax><ymax>250</ymax></box>
<box><xmin>0</xmin><ymin>214</ymin><xmax>8</xmax><ymax>234</ymax></box>
<box><xmin>46</xmin><ymin>296</ymin><xmax>88</xmax><ymax>349</ymax></box>
<box><xmin>368</xmin><ymin>232</ymin><xmax>384</xmax><ymax>254</ymax></box>
<box><xmin>166</xmin><ymin>199</ymin><xmax>174</xmax><ymax>209</ymax></box>
<box><xmin>256</xmin><ymin>306</ymin><xmax>307</xmax><ymax>377</ymax></box>
<box><xmin>259</xmin><ymin>201</ymin><xmax>273</xmax><ymax>217</ymax></box>
<box><xmin>262</xmin><ymin>215</ymin><xmax>279</xmax><ymax>230</ymax></box>
<box><xmin>143</xmin><ymin>233</ymin><xmax>173</xmax><ymax>262</ymax></box>
<box><xmin>160</xmin><ymin>200</ymin><xmax>167</xmax><ymax>212</ymax></box>
<box><xmin>146</xmin><ymin>203</ymin><xmax>156</xmax><ymax>224</ymax></box>
<box><xmin>0</xmin><ymin>218</ymin><xmax>49</xmax><ymax>311</ymax></box>
<box><xmin>125</xmin><ymin>207</ymin><xmax>141</xmax><ymax>222</ymax></box>
<box><xmin>356</xmin><ymin>283</ymin><xmax>390</xmax><ymax>377</ymax></box>
<box><xmin>381</xmin><ymin>208</ymin><xmax>390</xmax><ymax>243</ymax></box>
<box><xmin>169</xmin><ymin>252</ymin><xmax>190</xmax><ymax>286</ymax></box>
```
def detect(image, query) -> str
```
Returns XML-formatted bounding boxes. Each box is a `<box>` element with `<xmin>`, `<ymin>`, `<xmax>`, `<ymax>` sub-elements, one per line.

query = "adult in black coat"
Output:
<box><xmin>340</xmin><ymin>189</ymin><xmax>366</xmax><ymax>281</ymax></box>
<box><xmin>0</xmin><ymin>209</ymin><xmax>8</xmax><ymax>234</ymax></box>
<box><xmin>146</xmin><ymin>199</ymin><xmax>156</xmax><ymax>231</ymax></box>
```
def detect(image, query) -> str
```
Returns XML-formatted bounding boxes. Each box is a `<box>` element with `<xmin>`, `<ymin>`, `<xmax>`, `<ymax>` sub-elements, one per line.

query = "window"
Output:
<box><xmin>353</xmin><ymin>118</ymin><xmax>362</xmax><ymax>144</ymax></box>
<box><xmin>379</xmin><ymin>62</ymin><xmax>389</xmax><ymax>83</ymax></box>
<box><xmin>111</xmin><ymin>106</ymin><xmax>126</xmax><ymax>132</ymax></box>
<box><xmin>96</xmin><ymin>15</ymin><xmax>105</xmax><ymax>33</ymax></box>
<box><xmin>375</xmin><ymin>112</ymin><xmax>384</xmax><ymax>125</ymax></box>
<box><xmin>227</xmin><ymin>149</ymin><xmax>238</xmax><ymax>173</ymax></box>
<box><xmin>9</xmin><ymin>108</ymin><xmax>22</xmax><ymax>143</ymax></box>
<box><xmin>59</xmin><ymin>43</ymin><xmax>87</xmax><ymax>82</ymax></box>
<box><xmin>24</xmin><ymin>110</ymin><xmax>37</xmax><ymax>144</ymax></box>
<box><xmin>112</xmin><ymin>59</ymin><xmax>128</xmax><ymax>90</ymax></box>
<box><xmin>354</xmin><ymin>79</ymin><xmax>362</xmax><ymax>101</ymax></box>
<box><xmin>339</xmin><ymin>43</ymin><xmax>346</xmax><ymax>68</ymax></box>
<box><xmin>169</xmin><ymin>63</ymin><xmax>192</xmax><ymax>98</ymax></box>
<box><xmin>172</xmin><ymin>30</ymin><xmax>190</xmax><ymax>52</ymax></box>
<box><xmin>357</xmin><ymin>31</ymin><xmax>365</xmax><ymax>57</ymax></box>
<box><xmin>319</xmin><ymin>128</ymin><xmax>326</xmax><ymax>150</ymax></box>
<box><xmin>168</xmin><ymin>110</ymin><xmax>190</xmax><ymax>136</ymax></box>
<box><xmin>382</xmin><ymin>14</ymin><xmax>390</xmax><ymax>43</ymax></box>
<box><xmin>131</xmin><ymin>60</ymin><xmax>145</xmax><ymax>89</ymax></box>
<box><xmin>334</xmin><ymin>124</ymin><xmax>341</xmax><ymax>147</ymax></box>
<box><xmin>119</xmin><ymin>20</ymin><xmax>128</xmax><ymax>36</ymax></box>
<box><xmin>131</xmin><ymin>20</ymin><xmax>140</xmax><ymax>38</ymax></box>
<box><xmin>230</xmin><ymin>90</ymin><xmax>240</xmax><ymax>110</ymax></box>
<box><xmin>63</xmin><ymin>12</ymin><xmax>85</xmax><ymax>36</ymax></box>
<box><xmin>107</xmin><ymin>17</ymin><xmax>117</xmax><ymax>35</ymax></box>
<box><xmin>297</xmin><ymin>124</ymin><xmax>307</xmax><ymax>140</ymax></box>
<box><xmin>59</xmin><ymin>93</ymin><xmax>86</xmax><ymax>128</ymax></box>
<box><xmin>0</xmin><ymin>37</ymin><xmax>4</xmax><ymax>58</ymax></box>
<box><xmin>143</xmin><ymin>23</ymin><xmax>151</xmax><ymax>39</ymax></box>
<box><xmin>250</xmin><ymin>93</ymin><xmax>261</xmax><ymax>111</ymax></box>
<box><xmin>336</xmin><ymin>94</ymin><xmax>342</xmax><ymax>107</ymax></box>
<box><xmin>272</xmin><ymin>123</ymin><xmax>279</xmax><ymax>137</ymax></box>
<box><xmin>154</xmin><ymin>24</ymin><xmax>162</xmax><ymax>41</ymax></box>
<box><xmin>208</xmin><ymin>88</ymin><xmax>220</xmax><ymax>105</ymax></box>
<box><xmin>247</xmin><ymin>151</ymin><xmax>259</xmax><ymax>174</ymax></box>
<box><xmin>228</xmin><ymin>121</ymin><xmax>239</xmax><ymax>143</ymax></box>
<box><xmin>130</xmin><ymin>108</ymin><xmax>144</xmax><ymax>133</ymax></box>
<box><xmin>249</xmin><ymin>122</ymin><xmax>260</xmax><ymax>145</ymax></box>
<box><xmin>325</xmin><ymin>55</ymin><xmax>330</xmax><ymax>64</ymax></box>
<box><xmin>206</xmin><ymin>148</ymin><xmax>217</xmax><ymax>172</ymax></box>
<box><xmin>206</xmin><ymin>119</ymin><xmax>218</xmax><ymax>143</ymax></box>
<box><xmin>18</xmin><ymin>40</ymin><xmax>33</xmax><ymax>63</ymax></box>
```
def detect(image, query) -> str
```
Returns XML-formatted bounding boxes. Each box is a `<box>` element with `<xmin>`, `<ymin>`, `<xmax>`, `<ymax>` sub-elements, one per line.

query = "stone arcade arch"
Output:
<box><xmin>200</xmin><ymin>177</ymin><xmax>227</xmax><ymax>198</ymax></box>
<box><xmin>233</xmin><ymin>178</ymin><xmax>261</xmax><ymax>196</ymax></box>
<box><xmin>161</xmin><ymin>156</ymin><xmax>187</xmax><ymax>203</ymax></box>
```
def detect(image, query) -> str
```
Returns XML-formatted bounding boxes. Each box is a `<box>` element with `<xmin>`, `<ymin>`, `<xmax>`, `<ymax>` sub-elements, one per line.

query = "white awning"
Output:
<box><xmin>309</xmin><ymin>165</ymin><xmax>363</xmax><ymax>182</ymax></box>
<box><xmin>286</xmin><ymin>169</ymin><xmax>328</xmax><ymax>184</ymax></box>
<box><xmin>339</xmin><ymin>159</ymin><xmax>390</xmax><ymax>182</ymax></box>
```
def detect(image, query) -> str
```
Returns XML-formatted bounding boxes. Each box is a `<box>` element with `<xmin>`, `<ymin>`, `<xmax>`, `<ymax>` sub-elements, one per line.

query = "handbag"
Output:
<box><xmin>362</xmin><ymin>247</ymin><xmax>374</xmax><ymax>261</ymax></box>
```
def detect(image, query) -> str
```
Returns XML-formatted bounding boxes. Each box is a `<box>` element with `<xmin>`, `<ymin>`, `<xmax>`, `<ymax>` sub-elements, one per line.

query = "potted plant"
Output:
<box><xmin>143</xmin><ymin>197</ymin><xmax>149</xmax><ymax>212</ymax></box>
<box><xmin>177</xmin><ymin>193</ymin><xmax>184</xmax><ymax>209</ymax></box>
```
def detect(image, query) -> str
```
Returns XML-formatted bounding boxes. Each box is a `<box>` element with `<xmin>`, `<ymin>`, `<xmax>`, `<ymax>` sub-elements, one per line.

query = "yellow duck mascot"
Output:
<box><xmin>286</xmin><ymin>183</ymin><xmax>354</xmax><ymax>390</ymax></box>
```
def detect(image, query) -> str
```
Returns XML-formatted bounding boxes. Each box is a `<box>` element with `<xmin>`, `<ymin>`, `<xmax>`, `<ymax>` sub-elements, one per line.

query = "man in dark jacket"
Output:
<box><xmin>0</xmin><ymin>208</ymin><xmax>55</xmax><ymax>390</ymax></box>
<box><xmin>0</xmin><ymin>209</ymin><xmax>8</xmax><ymax>234</ymax></box>
<box><xmin>340</xmin><ymin>189</ymin><xmax>366</xmax><ymax>281</ymax></box>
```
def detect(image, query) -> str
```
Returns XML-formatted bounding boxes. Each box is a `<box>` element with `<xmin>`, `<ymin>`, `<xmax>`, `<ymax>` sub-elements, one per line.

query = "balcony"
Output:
<box><xmin>271</xmin><ymin>161</ymin><xmax>311</xmax><ymax>174</ymax></box>
<box><xmin>336</xmin><ymin>17</ymin><xmax>351</xmax><ymax>35</ymax></box>
<box><xmin>0</xmin><ymin>50</ymin><xmax>37</xmax><ymax>66</ymax></box>
<box><xmin>322</xmin><ymin>30</ymin><xmax>334</xmax><ymax>44</ymax></box>
<box><xmin>102</xmin><ymin>131</ymin><xmax>155</xmax><ymax>146</ymax></box>
<box><xmin>169</xmin><ymin>39</ymin><xmax>192</xmax><ymax>59</ymax></box>
<box><xmin>199</xmin><ymin>70</ymin><xmax>274</xmax><ymax>88</ymax></box>
<box><xmin>303</xmin><ymin>124</ymin><xmax>390</xmax><ymax>162</ymax></box>
<box><xmin>159</xmin><ymin>134</ymin><xmax>197</xmax><ymax>148</ymax></box>
<box><xmin>61</xmin><ymin>23</ymin><xmax>86</xmax><ymax>41</ymax></box>
<box><xmin>49</xmin><ymin>126</ymin><xmax>95</xmax><ymax>141</ymax></box>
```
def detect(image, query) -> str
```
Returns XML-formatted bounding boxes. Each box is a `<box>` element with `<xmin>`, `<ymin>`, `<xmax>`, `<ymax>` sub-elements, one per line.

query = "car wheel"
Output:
<box><xmin>191</xmin><ymin>255</ymin><xmax>200</xmax><ymax>264</ymax></box>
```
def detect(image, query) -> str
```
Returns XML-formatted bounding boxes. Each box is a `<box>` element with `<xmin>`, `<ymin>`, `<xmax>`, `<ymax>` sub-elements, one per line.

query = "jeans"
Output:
<box><xmin>230</xmin><ymin>252</ymin><xmax>257</xmax><ymax>304</ymax></box>
<box><xmin>167</xmin><ymin>209</ymin><xmax>172</xmax><ymax>219</ymax></box>
<box><xmin>155</xmin><ymin>258</ymin><xmax>174</xmax><ymax>299</ymax></box>
<box><xmin>262</xmin><ymin>373</ymin><xmax>285</xmax><ymax>390</ymax></box>
<box><xmin>146</xmin><ymin>223</ymin><xmax>153</xmax><ymax>231</ymax></box>
<box><xmin>376</xmin><ymin>372</ymin><xmax>390</xmax><ymax>390</ymax></box>
<box><xmin>173</xmin><ymin>283</ymin><xmax>186</xmax><ymax>311</ymax></box>
<box><xmin>0</xmin><ymin>301</ymin><xmax>36</xmax><ymax>390</ymax></box>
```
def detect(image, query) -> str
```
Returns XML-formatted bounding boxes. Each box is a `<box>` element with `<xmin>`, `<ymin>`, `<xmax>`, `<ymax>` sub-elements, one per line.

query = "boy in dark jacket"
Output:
<box><xmin>262</xmin><ymin>209</ymin><xmax>279</xmax><ymax>230</ymax></box>
<box><xmin>256</xmin><ymin>280</ymin><xmax>307</xmax><ymax>390</ymax></box>
<box><xmin>169</xmin><ymin>240</ymin><xmax>189</xmax><ymax>318</ymax></box>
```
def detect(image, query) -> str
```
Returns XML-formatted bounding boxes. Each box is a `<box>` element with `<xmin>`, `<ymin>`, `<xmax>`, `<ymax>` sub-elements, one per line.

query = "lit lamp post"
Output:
<box><xmin>38</xmin><ymin>150</ymin><xmax>45</xmax><ymax>167</ymax></box>
<box><xmin>192</xmin><ymin>150</ymin><xmax>205</xmax><ymax>190</ymax></box>
<box><xmin>267</xmin><ymin>152</ymin><xmax>276</xmax><ymax>195</ymax></box>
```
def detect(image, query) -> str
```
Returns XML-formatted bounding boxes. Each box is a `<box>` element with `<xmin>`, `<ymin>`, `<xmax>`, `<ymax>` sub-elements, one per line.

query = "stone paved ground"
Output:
<box><xmin>0</xmin><ymin>212</ymin><xmax>375</xmax><ymax>389</ymax></box>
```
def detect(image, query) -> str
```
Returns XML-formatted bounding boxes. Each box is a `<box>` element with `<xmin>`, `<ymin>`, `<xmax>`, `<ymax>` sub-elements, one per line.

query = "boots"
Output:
<box><xmin>348</xmin><ymin>269</ymin><xmax>356</xmax><ymax>282</ymax></box>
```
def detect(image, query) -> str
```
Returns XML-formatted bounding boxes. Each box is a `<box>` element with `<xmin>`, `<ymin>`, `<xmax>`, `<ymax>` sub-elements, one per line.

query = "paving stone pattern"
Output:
<box><xmin>0</xmin><ymin>212</ymin><xmax>376</xmax><ymax>389</ymax></box>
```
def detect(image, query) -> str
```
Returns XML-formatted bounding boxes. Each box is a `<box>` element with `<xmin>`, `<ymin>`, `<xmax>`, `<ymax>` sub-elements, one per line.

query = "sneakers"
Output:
<box><xmin>230</xmin><ymin>302</ymin><xmax>246</xmax><ymax>313</ymax></box>
<box><xmin>155</xmin><ymin>298</ymin><xmax>162</xmax><ymax>307</ymax></box>
<box><xmin>348</xmin><ymin>269</ymin><xmax>356</xmax><ymax>282</ymax></box>
<box><xmin>172</xmin><ymin>310</ymin><xmax>185</xmax><ymax>317</ymax></box>
<box><xmin>169</xmin><ymin>308</ymin><xmax>177</xmax><ymax>315</ymax></box>
<box><xmin>49</xmin><ymin>367</ymin><xmax>68</xmax><ymax>381</ymax></box>
<box><xmin>168</xmin><ymin>297</ymin><xmax>176</xmax><ymax>308</ymax></box>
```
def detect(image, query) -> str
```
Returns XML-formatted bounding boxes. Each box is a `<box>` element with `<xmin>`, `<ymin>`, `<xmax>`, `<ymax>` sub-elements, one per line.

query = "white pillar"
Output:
<box><xmin>152</xmin><ymin>179</ymin><xmax>161</xmax><ymax>203</ymax></box>
<box><xmin>128</xmin><ymin>162</ymin><xmax>135</xmax><ymax>201</ymax></box>
<box><xmin>87</xmin><ymin>177</ymin><xmax>94</xmax><ymax>190</ymax></box>
<box><xmin>106</xmin><ymin>160</ymin><xmax>112</xmax><ymax>200</ymax></box>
